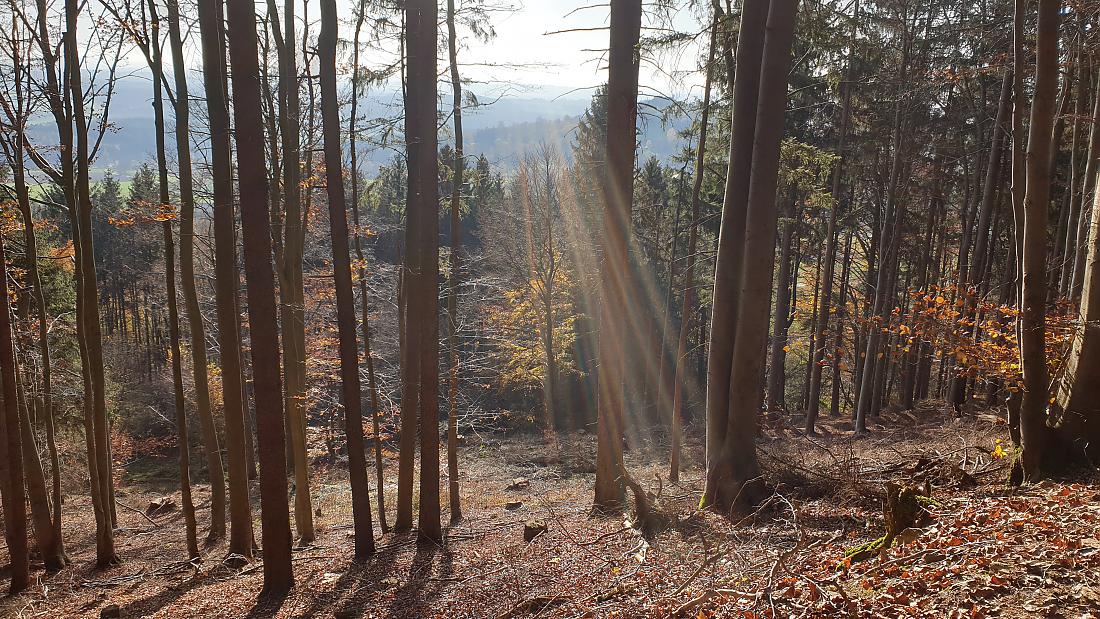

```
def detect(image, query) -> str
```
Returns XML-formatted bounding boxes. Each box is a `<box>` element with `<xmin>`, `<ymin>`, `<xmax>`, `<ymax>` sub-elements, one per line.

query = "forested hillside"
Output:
<box><xmin>0</xmin><ymin>0</ymin><xmax>1099</xmax><ymax>617</ymax></box>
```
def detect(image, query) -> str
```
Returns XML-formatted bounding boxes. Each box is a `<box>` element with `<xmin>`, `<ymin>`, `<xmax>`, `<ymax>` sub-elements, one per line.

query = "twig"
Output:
<box><xmin>115</xmin><ymin>497</ymin><xmax>161</xmax><ymax>527</ymax></box>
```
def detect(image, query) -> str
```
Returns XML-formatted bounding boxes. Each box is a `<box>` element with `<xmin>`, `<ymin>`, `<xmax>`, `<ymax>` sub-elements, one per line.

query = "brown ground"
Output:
<box><xmin>2</xmin><ymin>403</ymin><xmax>1099</xmax><ymax>618</ymax></box>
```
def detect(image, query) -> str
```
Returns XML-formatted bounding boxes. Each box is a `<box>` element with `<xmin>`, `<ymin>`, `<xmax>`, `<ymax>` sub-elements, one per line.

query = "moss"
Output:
<box><xmin>838</xmin><ymin>483</ymin><xmax>936</xmax><ymax>568</ymax></box>
<box><xmin>841</xmin><ymin>534</ymin><xmax>889</xmax><ymax>566</ymax></box>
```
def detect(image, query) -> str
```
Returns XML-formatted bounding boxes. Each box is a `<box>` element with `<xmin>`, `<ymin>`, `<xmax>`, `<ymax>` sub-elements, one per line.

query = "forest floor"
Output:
<box><xmin>2</xmin><ymin>403</ymin><xmax>1100</xmax><ymax>618</ymax></box>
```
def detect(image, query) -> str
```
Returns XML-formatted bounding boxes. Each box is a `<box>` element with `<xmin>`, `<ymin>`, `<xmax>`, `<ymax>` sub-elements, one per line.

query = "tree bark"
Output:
<box><xmin>226</xmin><ymin>0</ymin><xmax>294</xmax><ymax>590</ymax></box>
<box><xmin>1018</xmin><ymin>0</ymin><xmax>1060</xmax><ymax>482</ymax></box>
<box><xmin>703</xmin><ymin>0</ymin><xmax>798</xmax><ymax>513</ymax></box>
<box><xmin>320</xmin><ymin>0</ymin><xmax>375</xmax><ymax>558</ymax></box>
<box><xmin>165</xmin><ymin>0</ymin><xmax>226</xmax><ymax>541</ymax></box>
<box><xmin>594</xmin><ymin>0</ymin><xmax>642</xmax><ymax>510</ymax></box>
<box><xmin>406</xmin><ymin>0</ymin><xmax>442</xmax><ymax>543</ymax></box>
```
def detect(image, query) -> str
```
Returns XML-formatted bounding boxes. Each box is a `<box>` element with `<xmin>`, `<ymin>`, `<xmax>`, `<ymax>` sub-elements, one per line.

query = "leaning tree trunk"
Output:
<box><xmin>226</xmin><ymin>0</ymin><xmax>294</xmax><ymax>591</ymax></box>
<box><xmin>1017</xmin><ymin>0</ymin><xmax>1060</xmax><ymax>482</ymax></box>
<box><xmin>320</xmin><ymin>0</ymin><xmax>375</xmax><ymax>558</ymax></box>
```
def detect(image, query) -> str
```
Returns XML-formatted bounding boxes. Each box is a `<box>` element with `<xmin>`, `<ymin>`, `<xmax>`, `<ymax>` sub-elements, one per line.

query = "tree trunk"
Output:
<box><xmin>320</xmin><ymin>0</ymin><xmax>375</xmax><ymax>558</ymax></box>
<box><xmin>594</xmin><ymin>0</ymin><xmax>642</xmax><ymax>510</ymax></box>
<box><xmin>806</xmin><ymin>16</ymin><xmax>855</xmax><ymax>430</ymax></box>
<box><xmin>348</xmin><ymin>0</ymin><xmax>388</xmax><ymax>536</ymax></box>
<box><xmin>226</xmin><ymin>0</ymin><xmax>294</xmax><ymax>590</ymax></box>
<box><xmin>148</xmin><ymin>9</ymin><xmax>200</xmax><ymax>557</ymax></box>
<box><xmin>704</xmin><ymin>0</ymin><xmax>768</xmax><ymax>492</ymax></box>
<box><xmin>766</xmin><ymin>197</ymin><xmax>795</xmax><ymax>412</ymax></box>
<box><xmin>703</xmin><ymin>0</ymin><xmax>798</xmax><ymax>513</ymax></box>
<box><xmin>276</xmin><ymin>0</ymin><xmax>314</xmax><ymax>543</ymax></box>
<box><xmin>445</xmin><ymin>0</ymin><xmax>463</xmax><ymax>522</ymax></box>
<box><xmin>406</xmin><ymin>0</ymin><xmax>442</xmax><ymax>543</ymax></box>
<box><xmin>671</xmin><ymin>15</ymin><xmax>717</xmax><ymax>483</ymax></box>
<box><xmin>67</xmin><ymin>0</ymin><xmax>117</xmax><ymax>562</ymax></box>
<box><xmin>0</xmin><ymin>227</ymin><xmax>30</xmax><ymax>592</ymax></box>
<box><xmin>197</xmin><ymin>0</ymin><xmax>254</xmax><ymax>558</ymax></box>
<box><xmin>165</xmin><ymin>0</ymin><xmax>226</xmax><ymax>541</ymax></box>
<box><xmin>1018</xmin><ymin>0</ymin><xmax>1060</xmax><ymax>482</ymax></box>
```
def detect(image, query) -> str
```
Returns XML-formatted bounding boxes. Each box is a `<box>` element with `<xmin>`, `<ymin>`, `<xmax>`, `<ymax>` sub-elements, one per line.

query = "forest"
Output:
<box><xmin>0</xmin><ymin>0</ymin><xmax>1099</xmax><ymax>616</ymax></box>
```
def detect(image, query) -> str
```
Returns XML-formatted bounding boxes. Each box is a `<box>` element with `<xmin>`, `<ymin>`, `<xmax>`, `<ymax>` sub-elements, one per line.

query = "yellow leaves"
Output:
<box><xmin>992</xmin><ymin>439</ymin><xmax>1006</xmax><ymax>460</ymax></box>
<box><xmin>783</xmin><ymin>345</ymin><xmax>791</xmax><ymax>353</ymax></box>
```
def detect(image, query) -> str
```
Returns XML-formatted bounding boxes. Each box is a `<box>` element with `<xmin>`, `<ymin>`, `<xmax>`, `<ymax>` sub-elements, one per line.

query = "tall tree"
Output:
<box><xmin>165</xmin><ymin>0</ymin><xmax>226</xmax><ymax>540</ymax></box>
<box><xmin>1018</xmin><ymin>0</ymin><xmax>1060</xmax><ymax>481</ymax></box>
<box><xmin>147</xmin><ymin>0</ymin><xmax>199</xmax><ymax>558</ymax></box>
<box><xmin>0</xmin><ymin>228</ymin><xmax>29</xmax><ymax>592</ymax></box>
<box><xmin>406</xmin><ymin>0</ymin><xmax>443</xmax><ymax>543</ymax></box>
<box><xmin>703</xmin><ymin>0</ymin><xmax>798</xmax><ymax>512</ymax></box>
<box><xmin>319</xmin><ymin>0</ymin><xmax>375</xmax><ymax>558</ymax></box>
<box><xmin>67</xmin><ymin>0</ymin><xmax>118</xmax><ymax>563</ymax></box>
<box><xmin>594</xmin><ymin>0</ymin><xmax>642</xmax><ymax>509</ymax></box>
<box><xmin>671</xmin><ymin>17</ymin><xmax>717</xmax><ymax>482</ymax></box>
<box><xmin>226</xmin><ymin>0</ymin><xmax>294</xmax><ymax>591</ymax></box>
<box><xmin>445</xmin><ymin>0</ymin><xmax>464</xmax><ymax>523</ymax></box>
<box><xmin>197</xmin><ymin>0</ymin><xmax>254</xmax><ymax>558</ymax></box>
<box><xmin>703</xmin><ymin>0</ymin><xmax>768</xmax><ymax>510</ymax></box>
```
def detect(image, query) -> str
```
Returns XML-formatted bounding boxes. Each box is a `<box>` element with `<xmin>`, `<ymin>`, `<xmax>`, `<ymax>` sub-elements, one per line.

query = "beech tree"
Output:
<box><xmin>320</xmin><ymin>0</ymin><xmax>375</xmax><ymax>557</ymax></box>
<box><xmin>703</xmin><ymin>0</ymin><xmax>798</xmax><ymax>512</ymax></box>
<box><xmin>404</xmin><ymin>0</ymin><xmax>443</xmax><ymax>543</ymax></box>
<box><xmin>226</xmin><ymin>0</ymin><xmax>294</xmax><ymax>591</ymax></box>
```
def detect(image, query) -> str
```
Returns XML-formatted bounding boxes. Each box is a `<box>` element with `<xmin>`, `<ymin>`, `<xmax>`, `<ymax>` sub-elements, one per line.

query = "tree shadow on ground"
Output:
<box><xmin>246</xmin><ymin>587</ymin><xmax>290</xmax><ymax>619</ymax></box>
<box><xmin>115</xmin><ymin>571</ymin><xmax>206</xmax><ymax>617</ymax></box>
<box><xmin>295</xmin><ymin>528</ymin><xmax>455</xmax><ymax>619</ymax></box>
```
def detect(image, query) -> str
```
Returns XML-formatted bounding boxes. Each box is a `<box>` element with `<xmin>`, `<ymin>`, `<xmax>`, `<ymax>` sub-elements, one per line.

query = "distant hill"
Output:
<box><xmin>26</xmin><ymin>75</ymin><xmax>691</xmax><ymax>180</ymax></box>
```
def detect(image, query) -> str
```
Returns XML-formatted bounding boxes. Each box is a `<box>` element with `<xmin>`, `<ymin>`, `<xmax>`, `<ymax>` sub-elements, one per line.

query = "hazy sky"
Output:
<box><xmin>454</xmin><ymin>1</ymin><xmax>709</xmax><ymax>99</ymax></box>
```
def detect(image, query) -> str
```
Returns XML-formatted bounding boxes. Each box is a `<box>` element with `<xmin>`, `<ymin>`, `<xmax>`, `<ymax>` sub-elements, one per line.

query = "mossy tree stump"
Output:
<box><xmin>844</xmin><ymin>481</ymin><xmax>934</xmax><ymax>564</ymax></box>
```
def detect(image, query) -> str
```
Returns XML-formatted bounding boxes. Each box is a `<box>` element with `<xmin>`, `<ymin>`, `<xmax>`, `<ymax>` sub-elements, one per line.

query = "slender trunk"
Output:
<box><xmin>806</xmin><ymin>14</ymin><xmax>856</xmax><ymax>429</ymax></box>
<box><xmin>348</xmin><ymin>0</ymin><xmax>388</xmax><ymax>535</ymax></box>
<box><xmin>445</xmin><ymin>0</ymin><xmax>463</xmax><ymax>522</ymax></box>
<box><xmin>1018</xmin><ymin>0</ymin><xmax>1060</xmax><ymax>481</ymax></box>
<box><xmin>319</xmin><ymin>0</ymin><xmax>375</xmax><ymax>557</ymax></box>
<box><xmin>671</xmin><ymin>16</ymin><xmax>717</xmax><ymax>483</ymax></box>
<box><xmin>766</xmin><ymin>197</ymin><xmax>795</xmax><ymax>412</ymax></box>
<box><xmin>68</xmin><ymin>0</ymin><xmax>117</xmax><ymax>561</ymax></box>
<box><xmin>594</xmin><ymin>0</ymin><xmax>642</xmax><ymax>509</ymax></box>
<box><xmin>226</xmin><ymin>0</ymin><xmax>294</xmax><ymax>590</ymax></box>
<box><xmin>148</xmin><ymin>9</ymin><xmax>200</xmax><ymax>556</ymax></box>
<box><xmin>165</xmin><ymin>0</ymin><xmax>226</xmax><ymax>541</ymax></box>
